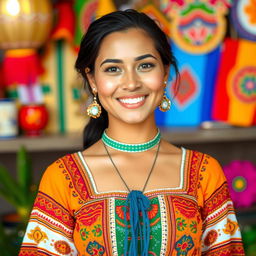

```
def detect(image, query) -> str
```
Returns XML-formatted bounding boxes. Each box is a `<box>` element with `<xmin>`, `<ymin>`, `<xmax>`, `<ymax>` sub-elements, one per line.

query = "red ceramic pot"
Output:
<box><xmin>18</xmin><ymin>104</ymin><xmax>49</xmax><ymax>136</ymax></box>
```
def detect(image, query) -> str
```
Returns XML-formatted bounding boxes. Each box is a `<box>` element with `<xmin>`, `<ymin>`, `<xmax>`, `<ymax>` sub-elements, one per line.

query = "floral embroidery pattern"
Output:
<box><xmin>86</xmin><ymin>241</ymin><xmax>105</xmax><ymax>255</ymax></box>
<box><xmin>80</xmin><ymin>228</ymin><xmax>89</xmax><ymax>241</ymax></box>
<box><xmin>27</xmin><ymin>226</ymin><xmax>48</xmax><ymax>244</ymax></box>
<box><xmin>204</xmin><ymin>230</ymin><xmax>218</xmax><ymax>246</ymax></box>
<box><xmin>54</xmin><ymin>240</ymin><xmax>71</xmax><ymax>255</ymax></box>
<box><xmin>92</xmin><ymin>224</ymin><xmax>103</xmax><ymax>237</ymax></box>
<box><xmin>223</xmin><ymin>219</ymin><xmax>239</xmax><ymax>235</ymax></box>
<box><xmin>190</xmin><ymin>221</ymin><xmax>197</xmax><ymax>233</ymax></box>
<box><xmin>175</xmin><ymin>235</ymin><xmax>194</xmax><ymax>255</ymax></box>
<box><xmin>176</xmin><ymin>218</ymin><xmax>187</xmax><ymax>231</ymax></box>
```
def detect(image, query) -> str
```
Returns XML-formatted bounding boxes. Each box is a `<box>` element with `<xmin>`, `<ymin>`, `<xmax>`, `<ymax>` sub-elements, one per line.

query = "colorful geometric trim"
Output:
<box><xmin>202</xmin><ymin>182</ymin><xmax>230</xmax><ymax>220</ymax></box>
<box><xmin>34</xmin><ymin>192</ymin><xmax>74</xmax><ymax>229</ymax></box>
<box><xmin>202</xmin><ymin>242</ymin><xmax>245</xmax><ymax>255</ymax></box>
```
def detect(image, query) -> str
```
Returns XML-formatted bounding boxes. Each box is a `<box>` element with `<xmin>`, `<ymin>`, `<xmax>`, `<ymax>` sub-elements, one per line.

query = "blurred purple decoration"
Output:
<box><xmin>231</xmin><ymin>0</ymin><xmax>256</xmax><ymax>41</ymax></box>
<box><xmin>223</xmin><ymin>161</ymin><xmax>256</xmax><ymax>208</ymax></box>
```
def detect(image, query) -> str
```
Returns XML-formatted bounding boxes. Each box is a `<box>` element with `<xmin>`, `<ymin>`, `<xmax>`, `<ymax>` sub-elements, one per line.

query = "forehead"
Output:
<box><xmin>96</xmin><ymin>28</ymin><xmax>159</xmax><ymax>61</ymax></box>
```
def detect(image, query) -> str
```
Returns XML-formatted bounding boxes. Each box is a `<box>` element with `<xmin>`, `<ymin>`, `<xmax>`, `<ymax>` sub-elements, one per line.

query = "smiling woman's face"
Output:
<box><xmin>87</xmin><ymin>28</ymin><xmax>169</xmax><ymax>125</ymax></box>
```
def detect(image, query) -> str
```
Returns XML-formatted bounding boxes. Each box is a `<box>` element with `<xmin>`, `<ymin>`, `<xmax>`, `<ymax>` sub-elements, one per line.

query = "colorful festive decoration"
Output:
<box><xmin>0</xmin><ymin>99</ymin><xmax>18</xmax><ymax>138</ymax></box>
<box><xmin>0</xmin><ymin>0</ymin><xmax>53</xmax><ymax>104</ymax></box>
<box><xmin>164</xmin><ymin>0</ymin><xmax>230</xmax><ymax>54</ymax></box>
<box><xmin>18</xmin><ymin>104</ymin><xmax>49</xmax><ymax>136</ymax></box>
<box><xmin>74</xmin><ymin>0</ymin><xmax>99</xmax><ymax>48</ymax></box>
<box><xmin>223</xmin><ymin>161</ymin><xmax>256</xmax><ymax>208</ymax></box>
<box><xmin>51</xmin><ymin>2</ymin><xmax>75</xmax><ymax>43</ymax></box>
<box><xmin>155</xmin><ymin>42</ymin><xmax>220</xmax><ymax>126</ymax></box>
<box><xmin>212</xmin><ymin>38</ymin><xmax>256</xmax><ymax>126</ymax></box>
<box><xmin>231</xmin><ymin>0</ymin><xmax>256</xmax><ymax>41</ymax></box>
<box><xmin>0</xmin><ymin>62</ymin><xmax>4</xmax><ymax>98</ymax></box>
<box><xmin>133</xmin><ymin>0</ymin><xmax>162</xmax><ymax>10</ymax></box>
<box><xmin>139</xmin><ymin>3</ymin><xmax>170</xmax><ymax>37</ymax></box>
<box><xmin>41</xmin><ymin>2</ymin><xmax>86</xmax><ymax>133</ymax></box>
<box><xmin>96</xmin><ymin>0</ymin><xmax>116</xmax><ymax>18</ymax></box>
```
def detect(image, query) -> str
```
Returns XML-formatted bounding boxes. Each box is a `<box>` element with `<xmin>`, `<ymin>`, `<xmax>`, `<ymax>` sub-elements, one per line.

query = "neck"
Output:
<box><xmin>107</xmin><ymin>116</ymin><xmax>158</xmax><ymax>144</ymax></box>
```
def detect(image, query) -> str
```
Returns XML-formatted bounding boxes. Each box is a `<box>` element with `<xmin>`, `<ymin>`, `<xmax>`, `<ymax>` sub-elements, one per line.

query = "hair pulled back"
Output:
<box><xmin>75</xmin><ymin>9</ymin><xmax>179</xmax><ymax>149</ymax></box>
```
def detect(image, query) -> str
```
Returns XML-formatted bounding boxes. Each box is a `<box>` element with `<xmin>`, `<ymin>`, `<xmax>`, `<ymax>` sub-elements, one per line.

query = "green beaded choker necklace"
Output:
<box><xmin>101</xmin><ymin>129</ymin><xmax>161</xmax><ymax>152</ymax></box>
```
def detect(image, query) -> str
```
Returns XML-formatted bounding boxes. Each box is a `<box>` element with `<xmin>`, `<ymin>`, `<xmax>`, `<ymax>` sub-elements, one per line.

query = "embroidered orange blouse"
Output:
<box><xmin>19</xmin><ymin>149</ymin><xmax>245</xmax><ymax>255</ymax></box>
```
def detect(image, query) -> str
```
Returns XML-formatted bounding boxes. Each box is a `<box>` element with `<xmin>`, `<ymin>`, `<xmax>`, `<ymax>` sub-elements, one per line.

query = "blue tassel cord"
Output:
<box><xmin>123</xmin><ymin>190</ymin><xmax>151</xmax><ymax>256</ymax></box>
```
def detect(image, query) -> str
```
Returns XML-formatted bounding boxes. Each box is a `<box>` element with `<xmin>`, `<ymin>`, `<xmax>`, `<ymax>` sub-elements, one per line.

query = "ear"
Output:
<box><xmin>86</xmin><ymin>72</ymin><xmax>98</xmax><ymax>93</ymax></box>
<box><xmin>163</xmin><ymin>65</ymin><xmax>170</xmax><ymax>82</ymax></box>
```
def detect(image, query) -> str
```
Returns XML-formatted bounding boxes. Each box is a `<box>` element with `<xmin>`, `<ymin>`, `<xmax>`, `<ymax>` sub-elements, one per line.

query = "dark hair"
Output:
<box><xmin>75</xmin><ymin>9</ymin><xmax>179</xmax><ymax>149</ymax></box>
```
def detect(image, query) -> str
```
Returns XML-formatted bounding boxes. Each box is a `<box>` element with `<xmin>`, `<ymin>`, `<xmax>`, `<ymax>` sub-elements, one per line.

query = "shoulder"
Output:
<box><xmin>184</xmin><ymin>149</ymin><xmax>226</xmax><ymax>199</ymax></box>
<box><xmin>186</xmin><ymin>149</ymin><xmax>228</xmax><ymax>202</ymax></box>
<box><xmin>198</xmin><ymin>151</ymin><xmax>226</xmax><ymax>186</ymax></box>
<box><xmin>40</xmin><ymin>153</ymin><xmax>76</xmax><ymax>178</ymax></box>
<box><xmin>39</xmin><ymin>152</ymin><xmax>90</xmax><ymax>207</ymax></box>
<box><xmin>186</xmin><ymin>148</ymin><xmax>225</xmax><ymax>179</ymax></box>
<box><xmin>39</xmin><ymin>152</ymin><xmax>81</xmax><ymax>191</ymax></box>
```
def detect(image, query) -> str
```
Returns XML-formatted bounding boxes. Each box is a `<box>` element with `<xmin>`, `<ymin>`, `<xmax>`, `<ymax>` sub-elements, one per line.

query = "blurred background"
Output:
<box><xmin>0</xmin><ymin>0</ymin><xmax>255</xmax><ymax>254</ymax></box>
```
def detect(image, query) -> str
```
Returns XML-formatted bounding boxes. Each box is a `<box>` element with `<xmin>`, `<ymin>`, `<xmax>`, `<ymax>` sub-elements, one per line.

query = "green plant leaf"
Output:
<box><xmin>0</xmin><ymin>164</ymin><xmax>23</xmax><ymax>206</ymax></box>
<box><xmin>0</xmin><ymin>186</ymin><xmax>17</xmax><ymax>206</ymax></box>
<box><xmin>17</xmin><ymin>146</ymin><xmax>32</xmax><ymax>202</ymax></box>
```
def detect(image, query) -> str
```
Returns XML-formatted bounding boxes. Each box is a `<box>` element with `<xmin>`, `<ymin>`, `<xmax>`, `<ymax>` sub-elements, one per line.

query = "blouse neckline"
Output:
<box><xmin>76</xmin><ymin>147</ymin><xmax>188</xmax><ymax>198</ymax></box>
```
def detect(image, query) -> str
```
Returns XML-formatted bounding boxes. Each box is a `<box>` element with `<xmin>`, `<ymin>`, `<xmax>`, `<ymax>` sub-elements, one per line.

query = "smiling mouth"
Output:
<box><xmin>119</xmin><ymin>96</ymin><xmax>145</xmax><ymax>104</ymax></box>
<box><xmin>117</xmin><ymin>95</ymin><xmax>147</xmax><ymax>109</ymax></box>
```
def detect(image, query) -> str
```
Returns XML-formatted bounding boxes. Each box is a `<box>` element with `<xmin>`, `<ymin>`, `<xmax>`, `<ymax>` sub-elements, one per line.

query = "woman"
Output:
<box><xmin>19</xmin><ymin>10</ymin><xmax>244</xmax><ymax>255</ymax></box>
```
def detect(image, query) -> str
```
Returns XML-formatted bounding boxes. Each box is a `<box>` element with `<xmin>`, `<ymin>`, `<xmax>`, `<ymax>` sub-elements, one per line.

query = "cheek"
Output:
<box><xmin>96</xmin><ymin>77</ymin><xmax>118</xmax><ymax>96</ymax></box>
<box><xmin>141</xmin><ymin>73</ymin><xmax>164</xmax><ymax>91</ymax></box>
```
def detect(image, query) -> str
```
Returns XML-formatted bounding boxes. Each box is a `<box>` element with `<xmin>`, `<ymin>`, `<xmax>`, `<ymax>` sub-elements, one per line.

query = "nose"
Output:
<box><xmin>121</xmin><ymin>70</ymin><xmax>141</xmax><ymax>91</ymax></box>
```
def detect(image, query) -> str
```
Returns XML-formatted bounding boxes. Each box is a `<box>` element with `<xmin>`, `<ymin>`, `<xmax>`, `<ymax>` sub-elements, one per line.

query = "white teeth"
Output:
<box><xmin>119</xmin><ymin>96</ymin><xmax>145</xmax><ymax>104</ymax></box>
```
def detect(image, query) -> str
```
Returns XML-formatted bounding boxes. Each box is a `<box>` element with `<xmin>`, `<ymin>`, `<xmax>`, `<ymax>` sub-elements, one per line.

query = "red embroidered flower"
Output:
<box><xmin>54</xmin><ymin>240</ymin><xmax>71</xmax><ymax>255</ymax></box>
<box><xmin>204</xmin><ymin>230</ymin><xmax>218</xmax><ymax>246</ymax></box>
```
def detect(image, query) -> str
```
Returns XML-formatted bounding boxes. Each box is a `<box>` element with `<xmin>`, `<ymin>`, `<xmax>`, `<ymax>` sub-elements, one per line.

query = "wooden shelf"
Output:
<box><xmin>161</xmin><ymin>126</ymin><xmax>256</xmax><ymax>144</ymax></box>
<box><xmin>0</xmin><ymin>133</ymin><xmax>83</xmax><ymax>153</ymax></box>
<box><xmin>0</xmin><ymin>126</ymin><xmax>256</xmax><ymax>153</ymax></box>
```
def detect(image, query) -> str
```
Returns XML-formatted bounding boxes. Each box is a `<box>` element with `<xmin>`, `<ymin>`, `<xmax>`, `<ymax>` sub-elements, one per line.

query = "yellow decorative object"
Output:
<box><xmin>96</xmin><ymin>0</ymin><xmax>116</xmax><ymax>19</ymax></box>
<box><xmin>245</xmin><ymin>0</ymin><xmax>256</xmax><ymax>24</ymax></box>
<box><xmin>227</xmin><ymin>39</ymin><xmax>256</xmax><ymax>126</ymax></box>
<box><xmin>0</xmin><ymin>0</ymin><xmax>53</xmax><ymax>49</ymax></box>
<box><xmin>27</xmin><ymin>226</ymin><xmax>48</xmax><ymax>244</ymax></box>
<box><xmin>223</xmin><ymin>219</ymin><xmax>239</xmax><ymax>236</ymax></box>
<box><xmin>41</xmin><ymin>41</ymin><xmax>86</xmax><ymax>133</ymax></box>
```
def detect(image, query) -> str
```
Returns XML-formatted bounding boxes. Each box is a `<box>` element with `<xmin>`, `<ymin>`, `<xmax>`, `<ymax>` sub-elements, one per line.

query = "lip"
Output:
<box><xmin>117</xmin><ymin>94</ymin><xmax>147</xmax><ymax>109</ymax></box>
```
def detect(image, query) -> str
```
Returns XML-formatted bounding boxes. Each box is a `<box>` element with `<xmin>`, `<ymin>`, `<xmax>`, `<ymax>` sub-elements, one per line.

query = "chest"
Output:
<box><xmin>73</xmin><ymin>195</ymin><xmax>203</xmax><ymax>256</ymax></box>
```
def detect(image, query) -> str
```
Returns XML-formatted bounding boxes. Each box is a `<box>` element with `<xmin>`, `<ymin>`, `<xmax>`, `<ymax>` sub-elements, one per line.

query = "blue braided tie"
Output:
<box><xmin>123</xmin><ymin>190</ymin><xmax>151</xmax><ymax>256</ymax></box>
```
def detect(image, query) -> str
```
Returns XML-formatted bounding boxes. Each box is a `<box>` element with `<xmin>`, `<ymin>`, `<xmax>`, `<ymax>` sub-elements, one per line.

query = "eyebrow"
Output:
<box><xmin>100</xmin><ymin>54</ymin><xmax>157</xmax><ymax>67</ymax></box>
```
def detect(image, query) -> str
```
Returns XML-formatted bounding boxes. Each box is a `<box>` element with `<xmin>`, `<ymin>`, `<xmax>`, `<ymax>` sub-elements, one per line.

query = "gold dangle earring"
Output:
<box><xmin>159</xmin><ymin>81</ymin><xmax>171</xmax><ymax>112</ymax></box>
<box><xmin>87</xmin><ymin>88</ymin><xmax>102</xmax><ymax>118</ymax></box>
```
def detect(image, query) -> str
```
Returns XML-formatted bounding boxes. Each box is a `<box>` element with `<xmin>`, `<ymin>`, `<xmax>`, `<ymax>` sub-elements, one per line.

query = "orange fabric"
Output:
<box><xmin>19</xmin><ymin>149</ymin><xmax>244</xmax><ymax>255</ymax></box>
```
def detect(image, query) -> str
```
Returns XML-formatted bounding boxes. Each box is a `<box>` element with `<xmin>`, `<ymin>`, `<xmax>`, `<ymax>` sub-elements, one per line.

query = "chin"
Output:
<box><xmin>119</xmin><ymin>113</ymin><xmax>150</xmax><ymax>125</ymax></box>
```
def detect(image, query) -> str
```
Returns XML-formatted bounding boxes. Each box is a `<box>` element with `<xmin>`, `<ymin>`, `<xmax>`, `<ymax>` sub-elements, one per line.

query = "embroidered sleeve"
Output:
<box><xmin>200</xmin><ymin>156</ymin><xmax>245</xmax><ymax>255</ymax></box>
<box><xmin>19</xmin><ymin>159</ymin><xmax>78</xmax><ymax>256</ymax></box>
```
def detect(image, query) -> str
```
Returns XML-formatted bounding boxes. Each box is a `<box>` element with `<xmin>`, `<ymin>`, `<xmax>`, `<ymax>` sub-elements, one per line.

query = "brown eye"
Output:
<box><xmin>104</xmin><ymin>66</ymin><xmax>121</xmax><ymax>73</ymax></box>
<box><xmin>138</xmin><ymin>63</ymin><xmax>155</xmax><ymax>71</ymax></box>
